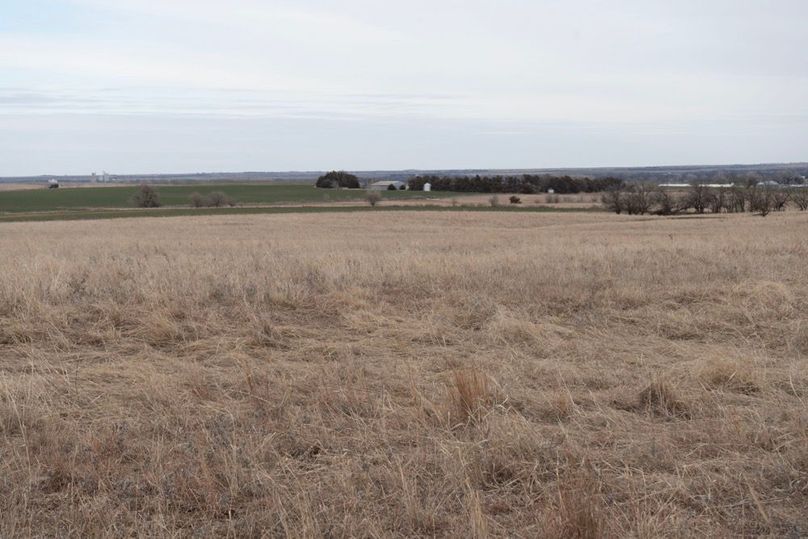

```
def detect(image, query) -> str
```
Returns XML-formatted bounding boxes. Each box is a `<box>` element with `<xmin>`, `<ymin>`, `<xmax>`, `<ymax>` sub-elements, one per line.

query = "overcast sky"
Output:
<box><xmin>1</xmin><ymin>0</ymin><xmax>807</xmax><ymax>175</ymax></box>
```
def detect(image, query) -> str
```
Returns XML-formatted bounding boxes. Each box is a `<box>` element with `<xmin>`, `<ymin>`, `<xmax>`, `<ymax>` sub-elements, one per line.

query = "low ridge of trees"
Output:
<box><xmin>316</xmin><ymin>171</ymin><xmax>360</xmax><ymax>189</ymax></box>
<box><xmin>407</xmin><ymin>174</ymin><xmax>623</xmax><ymax>194</ymax></box>
<box><xmin>603</xmin><ymin>183</ymin><xmax>805</xmax><ymax>216</ymax></box>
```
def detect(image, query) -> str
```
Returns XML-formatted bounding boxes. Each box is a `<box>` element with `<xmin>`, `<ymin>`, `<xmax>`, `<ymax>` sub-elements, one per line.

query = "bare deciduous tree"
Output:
<box><xmin>652</xmin><ymin>189</ymin><xmax>683</xmax><ymax>215</ymax></box>
<box><xmin>189</xmin><ymin>192</ymin><xmax>205</xmax><ymax>208</ymax></box>
<box><xmin>707</xmin><ymin>188</ymin><xmax>726</xmax><ymax>214</ymax></box>
<box><xmin>686</xmin><ymin>184</ymin><xmax>710</xmax><ymax>214</ymax></box>
<box><xmin>206</xmin><ymin>191</ymin><xmax>234</xmax><ymax>208</ymax></box>
<box><xmin>772</xmin><ymin>189</ymin><xmax>790</xmax><ymax>211</ymax></box>
<box><xmin>601</xmin><ymin>188</ymin><xmax>624</xmax><ymax>214</ymax></box>
<box><xmin>791</xmin><ymin>188</ymin><xmax>808</xmax><ymax>211</ymax></box>
<box><xmin>366</xmin><ymin>192</ymin><xmax>382</xmax><ymax>206</ymax></box>
<box><xmin>749</xmin><ymin>187</ymin><xmax>774</xmax><ymax>216</ymax></box>
<box><xmin>132</xmin><ymin>184</ymin><xmax>161</xmax><ymax>208</ymax></box>
<box><xmin>624</xmin><ymin>183</ymin><xmax>655</xmax><ymax>215</ymax></box>
<box><xmin>726</xmin><ymin>186</ymin><xmax>747</xmax><ymax>213</ymax></box>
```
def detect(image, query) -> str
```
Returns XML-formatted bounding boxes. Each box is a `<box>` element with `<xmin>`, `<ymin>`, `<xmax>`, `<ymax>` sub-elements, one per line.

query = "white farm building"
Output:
<box><xmin>368</xmin><ymin>180</ymin><xmax>407</xmax><ymax>191</ymax></box>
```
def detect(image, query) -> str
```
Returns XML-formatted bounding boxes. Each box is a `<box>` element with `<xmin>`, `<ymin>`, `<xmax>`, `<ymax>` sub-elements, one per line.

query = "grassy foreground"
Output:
<box><xmin>1</xmin><ymin>211</ymin><xmax>807</xmax><ymax>536</ymax></box>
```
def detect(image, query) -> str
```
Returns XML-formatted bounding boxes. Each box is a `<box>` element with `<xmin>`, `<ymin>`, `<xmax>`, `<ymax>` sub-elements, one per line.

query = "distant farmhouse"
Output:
<box><xmin>368</xmin><ymin>180</ymin><xmax>407</xmax><ymax>191</ymax></box>
<box><xmin>756</xmin><ymin>180</ymin><xmax>781</xmax><ymax>188</ymax></box>
<box><xmin>659</xmin><ymin>183</ymin><xmax>734</xmax><ymax>189</ymax></box>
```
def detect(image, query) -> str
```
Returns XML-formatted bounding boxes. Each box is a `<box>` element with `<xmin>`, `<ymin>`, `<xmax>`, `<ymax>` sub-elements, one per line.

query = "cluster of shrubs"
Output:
<box><xmin>131</xmin><ymin>184</ymin><xmax>238</xmax><ymax>209</ymax></box>
<box><xmin>407</xmin><ymin>174</ymin><xmax>623</xmax><ymax>194</ymax></box>
<box><xmin>603</xmin><ymin>183</ymin><xmax>808</xmax><ymax>216</ymax></box>
<box><xmin>189</xmin><ymin>191</ymin><xmax>236</xmax><ymax>208</ymax></box>
<box><xmin>315</xmin><ymin>170</ymin><xmax>360</xmax><ymax>189</ymax></box>
<box><xmin>487</xmin><ymin>195</ymin><xmax>525</xmax><ymax>207</ymax></box>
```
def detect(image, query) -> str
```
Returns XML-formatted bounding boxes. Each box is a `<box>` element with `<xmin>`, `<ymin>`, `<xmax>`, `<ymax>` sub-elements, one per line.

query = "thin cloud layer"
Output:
<box><xmin>1</xmin><ymin>0</ymin><xmax>807</xmax><ymax>174</ymax></box>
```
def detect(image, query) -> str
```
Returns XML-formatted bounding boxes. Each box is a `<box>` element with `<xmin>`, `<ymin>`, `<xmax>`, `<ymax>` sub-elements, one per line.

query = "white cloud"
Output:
<box><xmin>1</xmin><ymin>0</ymin><xmax>807</xmax><ymax>173</ymax></box>
<box><xmin>0</xmin><ymin>34</ymin><xmax>326</xmax><ymax>90</ymax></box>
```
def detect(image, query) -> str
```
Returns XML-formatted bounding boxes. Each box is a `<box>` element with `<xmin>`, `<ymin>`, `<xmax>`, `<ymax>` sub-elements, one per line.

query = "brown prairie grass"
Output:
<box><xmin>448</xmin><ymin>368</ymin><xmax>498</xmax><ymax>425</ymax></box>
<box><xmin>0</xmin><ymin>210</ymin><xmax>807</xmax><ymax>537</ymax></box>
<box><xmin>700</xmin><ymin>358</ymin><xmax>762</xmax><ymax>395</ymax></box>
<box><xmin>637</xmin><ymin>379</ymin><xmax>689</xmax><ymax>418</ymax></box>
<box><xmin>547</xmin><ymin>466</ymin><xmax>607</xmax><ymax>539</ymax></box>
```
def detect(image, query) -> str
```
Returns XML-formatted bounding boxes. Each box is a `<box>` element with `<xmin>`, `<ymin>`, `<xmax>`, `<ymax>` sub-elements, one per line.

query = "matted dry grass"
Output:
<box><xmin>1</xmin><ymin>211</ymin><xmax>807</xmax><ymax>537</ymax></box>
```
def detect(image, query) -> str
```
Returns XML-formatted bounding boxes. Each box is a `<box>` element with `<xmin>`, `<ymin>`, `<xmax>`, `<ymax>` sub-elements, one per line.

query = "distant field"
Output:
<box><xmin>0</xmin><ymin>205</ymin><xmax>594</xmax><ymax>223</ymax></box>
<box><xmin>0</xmin><ymin>183</ymin><xmax>42</xmax><ymax>192</ymax></box>
<box><xmin>0</xmin><ymin>184</ymin><xmax>603</xmax><ymax>221</ymax></box>
<box><xmin>0</xmin><ymin>183</ymin><xmax>435</xmax><ymax>213</ymax></box>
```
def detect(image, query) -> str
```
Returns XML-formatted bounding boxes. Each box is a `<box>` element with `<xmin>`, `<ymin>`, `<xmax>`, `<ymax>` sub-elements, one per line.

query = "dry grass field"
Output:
<box><xmin>1</xmin><ymin>211</ymin><xmax>807</xmax><ymax>537</ymax></box>
<box><xmin>0</xmin><ymin>183</ymin><xmax>43</xmax><ymax>192</ymax></box>
<box><xmin>399</xmin><ymin>193</ymin><xmax>602</xmax><ymax>208</ymax></box>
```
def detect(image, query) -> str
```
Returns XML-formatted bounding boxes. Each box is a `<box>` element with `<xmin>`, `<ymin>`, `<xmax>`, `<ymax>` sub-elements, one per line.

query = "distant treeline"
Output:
<box><xmin>407</xmin><ymin>174</ymin><xmax>624</xmax><ymax>194</ymax></box>
<box><xmin>603</xmin><ymin>183</ymin><xmax>808</xmax><ymax>217</ymax></box>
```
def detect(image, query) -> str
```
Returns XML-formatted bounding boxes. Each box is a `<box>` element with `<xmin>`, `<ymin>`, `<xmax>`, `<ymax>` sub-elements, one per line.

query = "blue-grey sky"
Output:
<box><xmin>1</xmin><ymin>0</ymin><xmax>807</xmax><ymax>175</ymax></box>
